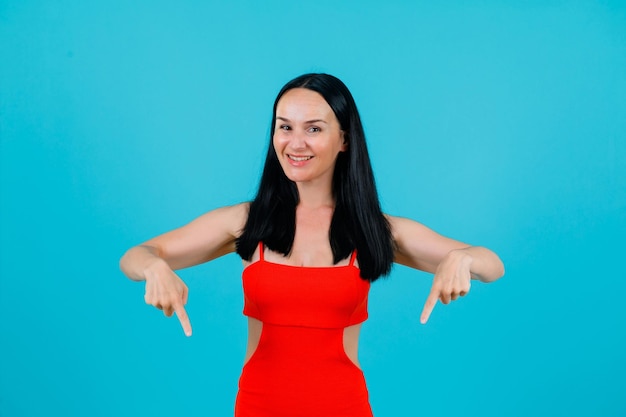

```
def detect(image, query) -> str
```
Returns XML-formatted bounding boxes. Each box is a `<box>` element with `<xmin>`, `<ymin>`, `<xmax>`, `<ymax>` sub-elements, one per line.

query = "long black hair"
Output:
<box><xmin>236</xmin><ymin>73</ymin><xmax>394</xmax><ymax>281</ymax></box>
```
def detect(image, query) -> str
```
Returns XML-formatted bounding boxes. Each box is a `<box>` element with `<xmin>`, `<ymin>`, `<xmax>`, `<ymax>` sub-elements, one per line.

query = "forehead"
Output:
<box><xmin>276</xmin><ymin>88</ymin><xmax>335</xmax><ymax>121</ymax></box>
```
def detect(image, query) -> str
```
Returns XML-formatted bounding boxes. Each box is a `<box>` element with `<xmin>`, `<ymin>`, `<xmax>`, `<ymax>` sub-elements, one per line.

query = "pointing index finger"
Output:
<box><xmin>420</xmin><ymin>291</ymin><xmax>439</xmax><ymax>324</ymax></box>
<box><xmin>174</xmin><ymin>304</ymin><xmax>192</xmax><ymax>337</ymax></box>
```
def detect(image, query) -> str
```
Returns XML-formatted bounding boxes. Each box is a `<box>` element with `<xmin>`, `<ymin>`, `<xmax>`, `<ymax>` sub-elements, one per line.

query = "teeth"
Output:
<box><xmin>288</xmin><ymin>155</ymin><xmax>313</xmax><ymax>162</ymax></box>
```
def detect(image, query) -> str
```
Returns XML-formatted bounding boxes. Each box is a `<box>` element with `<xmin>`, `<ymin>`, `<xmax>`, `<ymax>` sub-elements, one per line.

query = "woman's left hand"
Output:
<box><xmin>420</xmin><ymin>249</ymin><xmax>473</xmax><ymax>324</ymax></box>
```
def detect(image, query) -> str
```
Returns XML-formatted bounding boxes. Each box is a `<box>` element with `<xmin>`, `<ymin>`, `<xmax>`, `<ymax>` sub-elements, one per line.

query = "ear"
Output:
<box><xmin>340</xmin><ymin>131</ymin><xmax>348</xmax><ymax>152</ymax></box>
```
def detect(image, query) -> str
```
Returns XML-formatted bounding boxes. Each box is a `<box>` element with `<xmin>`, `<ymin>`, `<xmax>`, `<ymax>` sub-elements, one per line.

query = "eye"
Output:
<box><xmin>307</xmin><ymin>126</ymin><xmax>321</xmax><ymax>133</ymax></box>
<box><xmin>278</xmin><ymin>124</ymin><xmax>291</xmax><ymax>131</ymax></box>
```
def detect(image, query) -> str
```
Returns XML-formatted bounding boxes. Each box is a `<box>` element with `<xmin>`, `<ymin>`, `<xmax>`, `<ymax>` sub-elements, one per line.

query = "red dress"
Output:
<box><xmin>235</xmin><ymin>244</ymin><xmax>373</xmax><ymax>417</ymax></box>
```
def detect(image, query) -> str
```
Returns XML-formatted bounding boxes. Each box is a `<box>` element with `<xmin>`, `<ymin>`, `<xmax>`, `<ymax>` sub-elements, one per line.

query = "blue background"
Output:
<box><xmin>1</xmin><ymin>1</ymin><xmax>625</xmax><ymax>416</ymax></box>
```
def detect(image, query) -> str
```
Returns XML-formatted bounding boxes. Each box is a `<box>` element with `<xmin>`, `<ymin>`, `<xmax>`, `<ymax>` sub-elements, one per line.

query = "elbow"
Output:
<box><xmin>119</xmin><ymin>244</ymin><xmax>162</xmax><ymax>282</ymax></box>
<box><xmin>482</xmin><ymin>258</ymin><xmax>505</xmax><ymax>283</ymax></box>
<box><xmin>119</xmin><ymin>249</ymin><xmax>133</xmax><ymax>279</ymax></box>
<box><xmin>119</xmin><ymin>246</ymin><xmax>146</xmax><ymax>282</ymax></box>
<box><xmin>470</xmin><ymin>250</ymin><xmax>505</xmax><ymax>283</ymax></box>
<box><xmin>456</xmin><ymin>246</ymin><xmax>505</xmax><ymax>283</ymax></box>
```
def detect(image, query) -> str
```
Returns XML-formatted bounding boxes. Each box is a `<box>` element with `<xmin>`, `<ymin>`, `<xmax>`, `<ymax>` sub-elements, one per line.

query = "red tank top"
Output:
<box><xmin>242</xmin><ymin>244</ymin><xmax>370</xmax><ymax>328</ymax></box>
<box><xmin>236</xmin><ymin>243</ymin><xmax>374</xmax><ymax>417</ymax></box>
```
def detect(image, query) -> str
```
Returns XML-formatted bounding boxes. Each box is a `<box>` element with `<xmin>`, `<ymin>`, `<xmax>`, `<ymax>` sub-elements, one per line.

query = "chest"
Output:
<box><xmin>242</xmin><ymin>261</ymin><xmax>370</xmax><ymax>328</ymax></box>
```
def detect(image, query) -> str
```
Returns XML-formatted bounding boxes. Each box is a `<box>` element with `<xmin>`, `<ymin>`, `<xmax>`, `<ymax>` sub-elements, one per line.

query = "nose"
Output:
<box><xmin>290</xmin><ymin>130</ymin><xmax>307</xmax><ymax>150</ymax></box>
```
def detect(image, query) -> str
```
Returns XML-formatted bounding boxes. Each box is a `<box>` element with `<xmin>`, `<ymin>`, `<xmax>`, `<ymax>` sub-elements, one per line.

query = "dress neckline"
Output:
<box><xmin>243</xmin><ymin>242</ymin><xmax>358</xmax><ymax>272</ymax></box>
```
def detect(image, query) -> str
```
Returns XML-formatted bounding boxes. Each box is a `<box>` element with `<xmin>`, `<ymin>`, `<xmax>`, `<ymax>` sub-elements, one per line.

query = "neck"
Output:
<box><xmin>295</xmin><ymin>181</ymin><xmax>335</xmax><ymax>209</ymax></box>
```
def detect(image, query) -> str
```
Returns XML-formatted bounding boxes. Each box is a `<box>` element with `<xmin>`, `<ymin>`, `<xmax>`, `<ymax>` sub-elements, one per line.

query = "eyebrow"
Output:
<box><xmin>276</xmin><ymin>116</ymin><xmax>328</xmax><ymax>124</ymax></box>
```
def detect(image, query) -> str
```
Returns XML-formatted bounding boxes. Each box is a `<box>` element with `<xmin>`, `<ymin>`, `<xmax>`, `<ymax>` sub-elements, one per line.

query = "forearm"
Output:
<box><xmin>119</xmin><ymin>245</ymin><xmax>168</xmax><ymax>282</ymax></box>
<box><xmin>449</xmin><ymin>246</ymin><xmax>504</xmax><ymax>283</ymax></box>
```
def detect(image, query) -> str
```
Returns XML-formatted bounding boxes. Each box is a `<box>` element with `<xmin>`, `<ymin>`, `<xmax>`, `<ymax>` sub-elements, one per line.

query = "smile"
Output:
<box><xmin>288</xmin><ymin>155</ymin><xmax>314</xmax><ymax>162</ymax></box>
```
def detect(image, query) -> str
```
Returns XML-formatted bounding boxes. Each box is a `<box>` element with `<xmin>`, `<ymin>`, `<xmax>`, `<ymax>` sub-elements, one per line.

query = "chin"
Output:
<box><xmin>284</xmin><ymin>173</ymin><xmax>310</xmax><ymax>183</ymax></box>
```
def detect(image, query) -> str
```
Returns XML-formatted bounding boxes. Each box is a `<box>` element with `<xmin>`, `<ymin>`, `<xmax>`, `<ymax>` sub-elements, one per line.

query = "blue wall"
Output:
<box><xmin>1</xmin><ymin>1</ymin><xmax>624</xmax><ymax>416</ymax></box>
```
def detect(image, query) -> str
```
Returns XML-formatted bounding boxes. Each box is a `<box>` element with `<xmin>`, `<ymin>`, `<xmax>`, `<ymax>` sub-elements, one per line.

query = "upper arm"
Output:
<box><xmin>387</xmin><ymin>215</ymin><xmax>470</xmax><ymax>273</ymax></box>
<box><xmin>141</xmin><ymin>203</ymin><xmax>249</xmax><ymax>270</ymax></box>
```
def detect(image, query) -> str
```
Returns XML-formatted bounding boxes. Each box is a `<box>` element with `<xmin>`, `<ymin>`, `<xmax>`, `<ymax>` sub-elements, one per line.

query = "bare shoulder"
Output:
<box><xmin>142</xmin><ymin>202</ymin><xmax>250</xmax><ymax>270</ymax></box>
<box><xmin>385</xmin><ymin>214</ymin><xmax>435</xmax><ymax>244</ymax></box>
<box><xmin>195</xmin><ymin>202</ymin><xmax>249</xmax><ymax>237</ymax></box>
<box><xmin>385</xmin><ymin>214</ymin><xmax>469</xmax><ymax>273</ymax></box>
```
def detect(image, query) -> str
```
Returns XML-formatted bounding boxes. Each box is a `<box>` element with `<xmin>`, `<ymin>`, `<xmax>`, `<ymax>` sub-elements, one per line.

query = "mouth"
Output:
<box><xmin>287</xmin><ymin>155</ymin><xmax>314</xmax><ymax>162</ymax></box>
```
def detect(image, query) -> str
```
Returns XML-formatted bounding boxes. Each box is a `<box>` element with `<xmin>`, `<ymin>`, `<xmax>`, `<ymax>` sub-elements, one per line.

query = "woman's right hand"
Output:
<box><xmin>120</xmin><ymin>204</ymin><xmax>250</xmax><ymax>337</ymax></box>
<box><xmin>143</xmin><ymin>258</ymin><xmax>192</xmax><ymax>337</ymax></box>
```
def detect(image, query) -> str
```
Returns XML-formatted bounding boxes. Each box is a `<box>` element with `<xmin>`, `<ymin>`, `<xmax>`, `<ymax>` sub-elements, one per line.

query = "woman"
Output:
<box><xmin>120</xmin><ymin>73</ymin><xmax>504</xmax><ymax>416</ymax></box>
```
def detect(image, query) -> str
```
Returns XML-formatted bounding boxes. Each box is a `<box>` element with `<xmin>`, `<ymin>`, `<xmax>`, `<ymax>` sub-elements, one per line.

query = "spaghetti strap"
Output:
<box><xmin>258</xmin><ymin>242</ymin><xmax>265</xmax><ymax>261</ymax></box>
<box><xmin>349</xmin><ymin>250</ymin><xmax>357</xmax><ymax>266</ymax></box>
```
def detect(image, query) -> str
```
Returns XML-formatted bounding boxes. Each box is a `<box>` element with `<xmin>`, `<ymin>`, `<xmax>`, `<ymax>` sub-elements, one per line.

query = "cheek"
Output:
<box><xmin>274</xmin><ymin>131</ymin><xmax>298</xmax><ymax>154</ymax></box>
<box><xmin>272</xmin><ymin>134</ymin><xmax>282</xmax><ymax>151</ymax></box>
<box><xmin>272</xmin><ymin>135</ymin><xmax>290</xmax><ymax>159</ymax></box>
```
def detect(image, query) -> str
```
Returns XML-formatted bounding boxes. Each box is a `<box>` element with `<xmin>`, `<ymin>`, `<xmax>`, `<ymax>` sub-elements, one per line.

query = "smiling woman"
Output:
<box><xmin>273</xmin><ymin>88</ymin><xmax>347</xmax><ymax>186</ymax></box>
<box><xmin>119</xmin><ymin>73</ymin><xmax>504</xmax><ymax>417</ymax></box>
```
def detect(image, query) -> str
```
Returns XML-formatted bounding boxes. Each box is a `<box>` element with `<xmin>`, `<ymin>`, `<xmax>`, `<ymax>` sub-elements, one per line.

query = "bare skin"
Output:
<box><xmin>119</xmin><ymin>88</ymin><xmax>505</xmax><ymax>370</ymax></box>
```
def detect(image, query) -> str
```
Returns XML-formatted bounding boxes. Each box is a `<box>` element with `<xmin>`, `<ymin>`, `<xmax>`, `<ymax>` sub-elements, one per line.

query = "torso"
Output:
<box><xmin>241</xmin><ymin>202</ymin><xmax>363</xmax><ymax>368</ymax></box>
<box><xmin>243</xmin><ymin>318</ymin><xmax>362</xmax><ymax>368</ymax></box>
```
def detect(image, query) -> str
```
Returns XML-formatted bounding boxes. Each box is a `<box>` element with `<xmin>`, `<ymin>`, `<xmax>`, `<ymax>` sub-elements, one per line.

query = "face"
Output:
<box><xmin>273</xmin><ymin>88</ymin><xmax>347</xmax><ymax>187</ymax></box>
